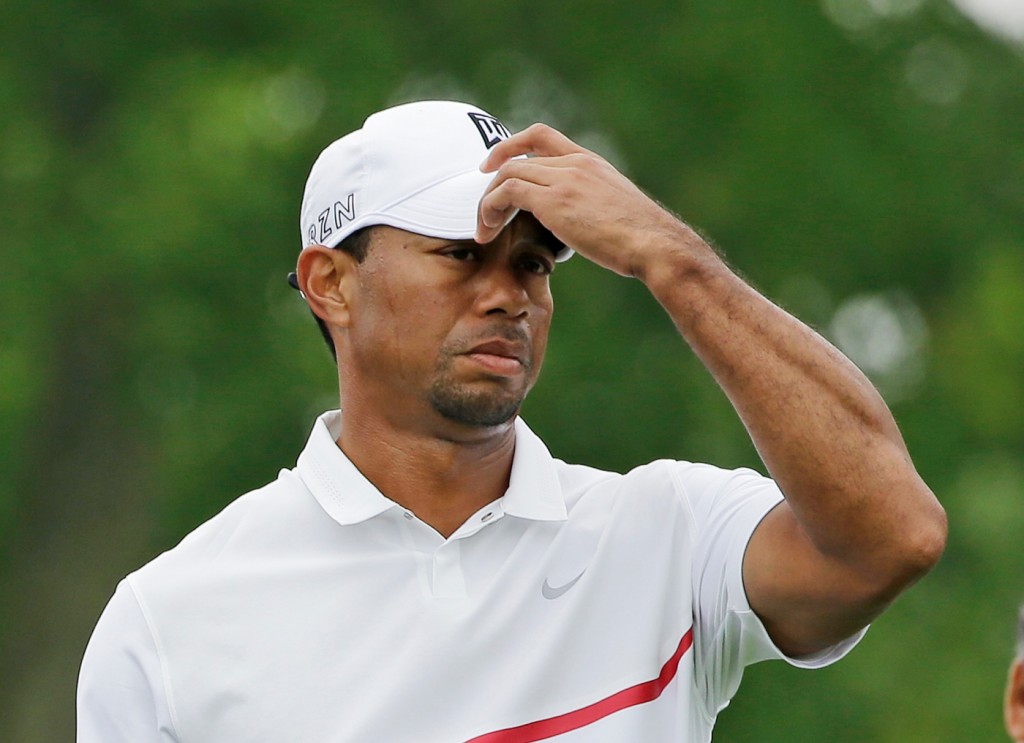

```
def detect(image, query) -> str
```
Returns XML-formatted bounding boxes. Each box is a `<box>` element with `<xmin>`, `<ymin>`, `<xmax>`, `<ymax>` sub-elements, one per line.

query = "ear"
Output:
<box><xmin>1006</xmin><ymin>659</ymin><xmax>1024</xmax><ymax>741</ymax></box>
<box><xmin>296</xmin><ymin>245</ymin><xmax>359</xmax><ymax>329</ymax></box>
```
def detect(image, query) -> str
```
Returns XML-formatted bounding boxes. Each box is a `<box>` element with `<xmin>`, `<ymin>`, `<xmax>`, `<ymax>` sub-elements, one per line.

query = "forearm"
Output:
<box><xmin>638</xmin><ymin>222</ymin><xmax>945</xmax><ymax>579</ymax></box>
<box><xmin>476</xmin><ymin>123</ymin><xmax>946</xmax><ymax>652</ymax></box>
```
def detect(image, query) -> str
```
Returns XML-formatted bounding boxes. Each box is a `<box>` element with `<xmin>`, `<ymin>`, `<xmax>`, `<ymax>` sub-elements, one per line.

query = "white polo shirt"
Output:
<box><xmin>77</xmin><ymin>412</ymin><xmax>862</xmax><ymax>743</ymax></box>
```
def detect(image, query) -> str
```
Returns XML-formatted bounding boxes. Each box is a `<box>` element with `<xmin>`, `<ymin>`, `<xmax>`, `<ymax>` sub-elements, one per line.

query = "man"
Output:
<box><xmin>1008</xmin><ymin>605</ymin><xmax>1024</xmax><ymax>741</ymax></box>
<box><xmin>77</xmin><ymin>100</ymin><xmax>947</xmax><ymax>742</ymax></box>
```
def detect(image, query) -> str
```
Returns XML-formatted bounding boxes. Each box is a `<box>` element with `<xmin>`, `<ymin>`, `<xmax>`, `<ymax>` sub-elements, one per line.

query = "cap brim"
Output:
<box><xmin>362</xmin><ymin>168</ymin><xmax>573</xmax><ymax>262</ymax></box>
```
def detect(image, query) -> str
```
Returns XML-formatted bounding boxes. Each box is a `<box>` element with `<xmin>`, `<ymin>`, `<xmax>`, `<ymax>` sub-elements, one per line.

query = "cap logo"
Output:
<box><xmin>310</xmin><ymin>192</ymin><xmax>357</xmax><ymax>245</ymax></box>
<box><xmin>468</xmin><ymin>112</ymin><xmax>511</xmax><ymax>149</ymax></box>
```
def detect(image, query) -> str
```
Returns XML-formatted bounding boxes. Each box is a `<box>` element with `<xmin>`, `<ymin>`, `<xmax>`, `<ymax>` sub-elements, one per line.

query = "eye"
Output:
<box><xmin>445</xmin><ymin>246</ymin><xmax>480</xmax><ymax>262</ymax></box>
<box><xmin>518</xmin><ymin>253</ymin><xmax>554</xmax><ymax>276</ymax></box>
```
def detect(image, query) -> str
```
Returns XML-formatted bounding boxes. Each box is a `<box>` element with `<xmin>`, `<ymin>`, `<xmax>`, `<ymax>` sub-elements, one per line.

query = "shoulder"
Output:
<box><xmin>128</xmin><ymin>467</ymin><xmax>321</xmax><ymax>593</ymax></box>
<box><xmin>551</xmin><ymin>458</ymin><xmax>695</xmax><ymax>522</ymax></box>
<box><xmin>554</xmin><ymin>457</ymin><xmax>753</xmax><ymax>502</ymax></box>
<box><xmin>554</xmin><ymin>457</ymin><xmax>781</xmax><ymax>530</ymax></box>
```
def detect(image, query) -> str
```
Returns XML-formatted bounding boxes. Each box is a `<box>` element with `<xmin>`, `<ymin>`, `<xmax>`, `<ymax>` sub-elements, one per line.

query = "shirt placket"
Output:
<box><xmin>398</xmin><ymin>503</ymin><xmax>506</xmax><ymax>600</ymax></box>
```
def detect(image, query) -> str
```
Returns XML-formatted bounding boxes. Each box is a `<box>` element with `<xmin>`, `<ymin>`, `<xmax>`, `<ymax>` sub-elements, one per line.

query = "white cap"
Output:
<box><xmin>299</xmin><ymin>100</ymin><xmax>572</xmax><ymax>260</ymax></box>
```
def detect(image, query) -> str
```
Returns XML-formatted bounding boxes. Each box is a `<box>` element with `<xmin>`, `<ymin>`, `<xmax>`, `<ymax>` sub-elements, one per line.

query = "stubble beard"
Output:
<box><xmin>427</xmin><ymin>351</ymin><xmax>534</xmax><ymax>428</ymax></box>
<box><xmin>428</xmin><ymin>379</ymin><xmax>526</xmax><ymax>427</ymax></box>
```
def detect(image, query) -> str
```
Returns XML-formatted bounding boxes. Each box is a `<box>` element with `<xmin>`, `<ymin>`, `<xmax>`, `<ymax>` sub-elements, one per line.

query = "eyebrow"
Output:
<box><xmin>441</xmin><ymin>234</ymin><xmax>558</xmax><ymax>258</ymax></box>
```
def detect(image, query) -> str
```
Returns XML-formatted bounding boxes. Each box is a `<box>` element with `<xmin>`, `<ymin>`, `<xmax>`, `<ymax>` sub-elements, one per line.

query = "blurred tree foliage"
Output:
<box><xmin>2</xmin><ymin>0</ymin><xmax>1023</xmax><ymax>740</ymax></box>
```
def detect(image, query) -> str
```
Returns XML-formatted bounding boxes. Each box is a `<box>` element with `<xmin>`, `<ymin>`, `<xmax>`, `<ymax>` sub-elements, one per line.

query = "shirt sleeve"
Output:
<box><xmin>672</xmin><ymin>462</ymin><xmax>866</xmax><ymax>721</ymax></box>
<box><xmin>77</xmin><ymin>579</ymin><xmax>178</xmax><ymax>743</ymax></box>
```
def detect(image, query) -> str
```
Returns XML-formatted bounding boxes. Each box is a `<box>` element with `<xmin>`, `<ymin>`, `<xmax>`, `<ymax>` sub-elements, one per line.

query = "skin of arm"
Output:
<box><xmin>476</xmin><ymin>124</ymin><xmax>947</xmax><ymax>656</ymax></box>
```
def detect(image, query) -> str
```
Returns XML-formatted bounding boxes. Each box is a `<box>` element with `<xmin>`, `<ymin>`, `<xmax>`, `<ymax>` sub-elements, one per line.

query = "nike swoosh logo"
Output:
<box><xmin>541</xmin><ymin>569</ymin><xmax>586</xmax><ymax>600</ymax></box>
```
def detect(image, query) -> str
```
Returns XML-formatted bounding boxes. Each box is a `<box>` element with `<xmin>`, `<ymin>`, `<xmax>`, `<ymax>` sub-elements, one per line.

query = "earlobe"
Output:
<box><xmin>1006</xmin><ymin>659</ymin><xmax>1024</xmax><ymax>740</ymax></box>
<box><xmin>296</xmin><ymin>246</ymin><xmax>358</xmax><ymax>328</ymax></box>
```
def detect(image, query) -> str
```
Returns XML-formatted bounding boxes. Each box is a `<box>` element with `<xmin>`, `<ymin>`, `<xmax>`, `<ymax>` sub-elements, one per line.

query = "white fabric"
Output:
<box><xmin>77</xmin><ymin>412</ymin><xmax>864</xmax><ymax>743</ymax></box>
<box><xmin>298</xmin><ymin>100</ymin><xmax>574</xmax><ymax>260</ymax></box>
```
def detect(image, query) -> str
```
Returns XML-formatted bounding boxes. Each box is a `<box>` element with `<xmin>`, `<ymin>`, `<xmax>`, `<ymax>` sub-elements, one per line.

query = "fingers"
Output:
<box><xmin>474</xmin><ymin>124</ymin><xmax>596</xmax><ymax>242</ymax></box>
<box><xmin>475</xmin><ymin>156</ymin><xmax>570</xmax><ymax>242</ymax></box>
<box><xmin>474</xmin><ymin>122</ymin><xmax>678</xmax><ymax>277</ymax></box>
<box><xmin>483</xmin><ymin>156</ymin><xmax>567</xmax><ymax>192</ymax></box>
<box><xmin>476</xmin><ymin>177</ymin><xmax>549</xmax><ymax>243</ymax></box>
<box><xmin>480</xmin><ymin>123</ymin><xmax>589</xmax><ymax>173</ymax></box>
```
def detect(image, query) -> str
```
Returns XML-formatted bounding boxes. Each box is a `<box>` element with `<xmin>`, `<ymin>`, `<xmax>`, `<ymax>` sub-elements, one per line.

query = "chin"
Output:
<box><xmin>428</xmin><ymin>384</ymin><xmax>524</xmax><ymax>428</ymax></box>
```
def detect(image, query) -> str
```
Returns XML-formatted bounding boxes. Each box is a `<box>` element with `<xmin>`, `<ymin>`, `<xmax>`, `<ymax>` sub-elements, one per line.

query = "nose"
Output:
<box><xmin>474</xmin><ymin>263</ymin><xmax>530</xmax><ymax>319</ymax></box>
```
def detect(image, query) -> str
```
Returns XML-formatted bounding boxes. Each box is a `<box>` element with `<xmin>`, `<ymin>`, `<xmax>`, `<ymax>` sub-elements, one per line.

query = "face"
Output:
<box><xmin>339</xmin><ymin>213</ymin><xmax>556</xmax><ymax>431</ymax></box>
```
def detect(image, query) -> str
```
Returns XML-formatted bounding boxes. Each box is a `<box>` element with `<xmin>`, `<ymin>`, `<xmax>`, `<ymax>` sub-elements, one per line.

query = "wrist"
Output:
<box><xmin>634</xmin><ymin>221</ymin><xmax>722</xmax><ymax>294</ymax></box>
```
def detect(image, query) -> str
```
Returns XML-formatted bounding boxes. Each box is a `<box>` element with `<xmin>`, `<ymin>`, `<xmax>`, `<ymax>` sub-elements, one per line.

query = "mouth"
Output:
<box><xmin>462</xmin><ymin>339</ymin><xmax>528</xmax><ymax>376</ymax></box>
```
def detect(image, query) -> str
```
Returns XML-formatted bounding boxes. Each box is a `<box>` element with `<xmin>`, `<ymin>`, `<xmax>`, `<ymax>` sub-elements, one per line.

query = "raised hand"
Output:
<box><xmin>476</xmin><ymin>123</ymin><xmax>689</xmax><ymax>280</ymax></box>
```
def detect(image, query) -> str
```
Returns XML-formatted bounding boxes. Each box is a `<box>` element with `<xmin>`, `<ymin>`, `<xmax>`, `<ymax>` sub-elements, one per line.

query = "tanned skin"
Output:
<box><xmin>297</xmin><ymin>214</ymin><xmax>555</xmax><ymax>538</ymax></box>
<box><xmin>298</xmin><ymin>123</ymin><xmax>947</xmax><ymax>658</ymax></box>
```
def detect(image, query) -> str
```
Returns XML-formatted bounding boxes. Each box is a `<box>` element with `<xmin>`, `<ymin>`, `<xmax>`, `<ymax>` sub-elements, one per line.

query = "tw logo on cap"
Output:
<box><xmin>468</xmin><ymin>112</ymin><xmax>511</xmax><ymax>149</ymax></box>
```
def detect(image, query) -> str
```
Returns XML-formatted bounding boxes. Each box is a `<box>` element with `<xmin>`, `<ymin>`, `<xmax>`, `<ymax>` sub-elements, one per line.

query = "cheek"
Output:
<box><xmin>353</xmin><ymin>281</ymin><xmax>422</xmax><ymax>369</ymax></box>
<box><xmin>529</xmin><ymin>280</ymin><xmax>554</xmax><ymax>317</ymax></box>
<box><xmin>530</xmin><ymin>303</ymin><xmax>553</xmax><ymax>367</ymax></box>
<box><xmin>362</xmin><ymin>288</ymin><xmax>457</xmax><ymax>368</ymax></box>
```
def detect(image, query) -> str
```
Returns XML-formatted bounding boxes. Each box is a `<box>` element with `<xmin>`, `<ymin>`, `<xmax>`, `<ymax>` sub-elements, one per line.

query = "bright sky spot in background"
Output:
<box><xmin>822</xmin><ymin>0</ymin><xmax>1024</xmax><ymax>43</ymax></box>
<box><xmin>829</xmin><ymin>291</ymin><xmax>929</xmax><ymax>401</ymax></box>
<box><xmin>951</xmin><ymin>0</ymin><xmax>1024</xmax><ymax>42</ymax></box>
<box><xmin>262</xmin><ymin>69</ymin><xmax>325</xmax><ymax>140</ymax></box>
<box><xmin>904</xmin><ymin>38</ymin><xmax>970</xmax><ymax>104</ymax></box>
<box><xmin>820</xmin><ymin>0</ymin><xmax>925</xmax><ymax>32</ymax></box>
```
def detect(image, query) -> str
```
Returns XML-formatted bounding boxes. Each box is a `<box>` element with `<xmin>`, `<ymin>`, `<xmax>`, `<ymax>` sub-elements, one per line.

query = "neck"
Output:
<box><xmin>336</xmin><ymin>408</ymin><xmax>517</xmax><ymax>538</ymax></box>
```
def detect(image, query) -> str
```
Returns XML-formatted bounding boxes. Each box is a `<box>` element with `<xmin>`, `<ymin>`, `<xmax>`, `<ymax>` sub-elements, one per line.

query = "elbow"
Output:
<box><xmin>882</xmin><ymin>492</ymin><xmax>948</xmax><ymax>597</ymax></box>
<box><xmin>905</xmin><ymin>502</ymin><xmax>947</xmax><ymax>578</ymax></box>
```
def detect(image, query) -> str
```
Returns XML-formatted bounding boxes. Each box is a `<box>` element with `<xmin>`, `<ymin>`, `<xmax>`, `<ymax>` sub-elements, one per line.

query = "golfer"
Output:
<box><xmin>77</xmin><ymin>100</ymin><xmax>947</xmax><ymax>742</ymax></box>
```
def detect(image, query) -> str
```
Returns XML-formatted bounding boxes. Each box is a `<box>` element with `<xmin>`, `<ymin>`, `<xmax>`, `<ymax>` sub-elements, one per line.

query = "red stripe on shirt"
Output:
<box><xmin>466</xmin><ymin>627</ymin><xmax>694</xmax><ymax>743</ymax></box>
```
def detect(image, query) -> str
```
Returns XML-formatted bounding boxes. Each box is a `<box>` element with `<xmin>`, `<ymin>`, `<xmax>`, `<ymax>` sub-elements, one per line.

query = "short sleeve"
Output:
<box><xmin>76</xmin><ymin>579</ymin><xmax>178</xmax><ymax>743</ymax></box>
<box><xmin>672</xmin><ymin>463</ymin><xmax>866</xmax><ymax>720</ymax></box>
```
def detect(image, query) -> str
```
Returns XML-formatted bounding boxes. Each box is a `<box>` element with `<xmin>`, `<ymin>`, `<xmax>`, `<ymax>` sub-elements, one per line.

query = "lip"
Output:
<box><xmin>468</xmin><ymin>339</ymin><xmax>525</xmax><ymax>361</ymax></box>
<box><xmin>462</xmin><ymin>339</ymin><xmax>527</xmax><ymax>376</ymax></box>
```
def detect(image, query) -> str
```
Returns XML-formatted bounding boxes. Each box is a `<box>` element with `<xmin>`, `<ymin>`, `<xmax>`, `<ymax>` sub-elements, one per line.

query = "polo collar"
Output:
<box><xmin>296</xmin><ymin>411</ymin><xmax>393</xmax><ymax>525</ymax></box>
<box><xmin>503</xmin><ymin>417</ymin><xmax>568</xmax><ymax>521</ymax></box>
<box><xmin>296</xmin><ymin>411</ymin><xmax>568</xmax><ymax>527</ymax></box>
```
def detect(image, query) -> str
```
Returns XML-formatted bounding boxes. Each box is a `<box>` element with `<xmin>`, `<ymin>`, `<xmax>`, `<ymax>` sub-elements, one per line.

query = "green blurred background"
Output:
<box><xmin>2</xmin><ymin>0</ymin><xmax>1023</xmax><ymax>740</ymax></box>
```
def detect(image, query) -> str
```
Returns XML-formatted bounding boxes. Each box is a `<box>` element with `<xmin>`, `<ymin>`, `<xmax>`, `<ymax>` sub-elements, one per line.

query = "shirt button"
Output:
<box><xmin>403</xmin><ymin>512</ymin><xmax>414</xmax><ymax>520</ymax></box>
<box><xmin>481</xmin><ymin>512</ymin><xmax>494</xmax><ymax>522</ymax></box>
